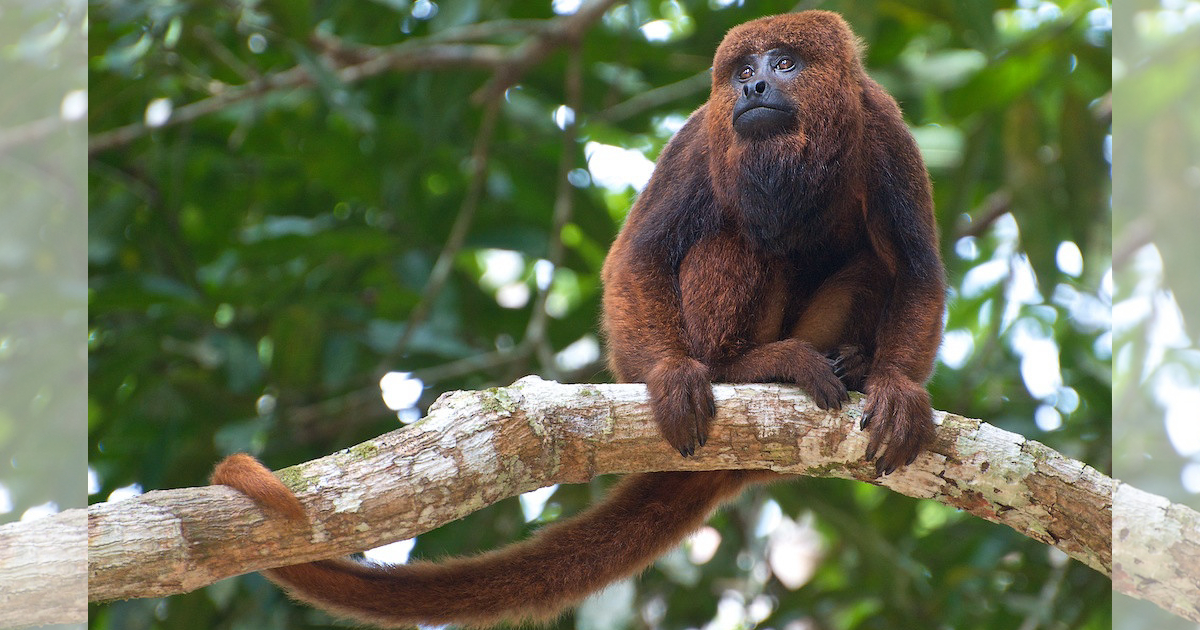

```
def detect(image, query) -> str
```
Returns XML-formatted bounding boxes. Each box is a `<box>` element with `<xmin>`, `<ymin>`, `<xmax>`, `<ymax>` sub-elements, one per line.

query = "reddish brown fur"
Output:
<box><xmin>212</xmin><ymin>456</ymin><xmax>774</xmax><ymax>626</ymax></box>
<box><xmin>210</xmin><ymin>11</ymin><xmax>944</xmax><ymax>627</ymax></box>
<box><xmin>211</xmin><ymin>454</ymin><xmax>305</xmax><ymax>519</ymax></box>
<box><xmin>606</xmin><ymin>11</ymin><xmax>943</xmax><ymax>467</ymax></box>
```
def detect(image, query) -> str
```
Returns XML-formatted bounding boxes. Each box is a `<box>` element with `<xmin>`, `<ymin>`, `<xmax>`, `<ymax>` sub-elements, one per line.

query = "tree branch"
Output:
<box><xmin>0</xmin><ymin>115</ymin><xmax>77</xmax><ymax>156</ymax></box>
<box><xmin>0</xmin><ymin>510</ymin><xmax>86</xmax><ymax>627</ymax></box>
<box><xmin>597</xmin><ymin>70</ymin><xmax>711</xmax><ymax>123</ymax></box>
<box><xmin>374</xmin><ymin>97</ymin><xmax>502</xmax><ymax>370</ymax></box>
<box><xmin>7</xmin><ymin>378</ymin><xmax>1183</xmax><ymax>625</ymax></box>
<box><xmin>87</xmin><ymin>1</ymin><xmax>620</xmax><ymax>156</ymax></box>
<box><xmin>87</xmin><ymin>43</ymin><xmax>507</xmax><ymax>155</ymax></box>
<box><xmin>954</xmin><ymin>189</ymin><xmax>1013</xmax><ymax>240</ymax></box>
<box><xmin>470</xmin><ymin>0</ymin><xmax>621</xmax><ymax>104</ymax></box>
<box><xmin>1113</xmin><ymin>483</ymin><xmax>1200</xmax><ymax>621</ymax></box>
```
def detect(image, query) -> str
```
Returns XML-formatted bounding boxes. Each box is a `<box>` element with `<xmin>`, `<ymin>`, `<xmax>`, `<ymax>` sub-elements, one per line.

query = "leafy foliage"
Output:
<box><xmin>88</xmin><ymin>1</ymin><xmax>1112</xmax><ymax>629</ymax></box>
<box><xmin>1110</xmin><ymin>2</ymin><xmax>1200</xmax><ymax>629</ymax></box>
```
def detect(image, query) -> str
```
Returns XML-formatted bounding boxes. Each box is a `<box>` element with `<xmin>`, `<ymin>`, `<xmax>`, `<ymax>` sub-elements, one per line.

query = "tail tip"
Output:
<box><xmin>212</xmin><ymin>453</ymin><xmax>307</xmax><ymax>520</ymax></box>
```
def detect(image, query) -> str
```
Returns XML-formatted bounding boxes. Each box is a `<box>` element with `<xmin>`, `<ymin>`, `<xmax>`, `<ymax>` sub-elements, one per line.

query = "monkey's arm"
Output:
<box><xmin>601</xmin><ymin>111</ymin><xmax>726</xmax><ymax>455</ymax></box>
<box><xmin>603</xmin><ymin>244</ymin><xmax>715</xmax><ymax>456</ymax></box>
<box><xmin>859</xmin><ymin>81</ymin><xmax>947</xmax><ymax>475</ymax></box>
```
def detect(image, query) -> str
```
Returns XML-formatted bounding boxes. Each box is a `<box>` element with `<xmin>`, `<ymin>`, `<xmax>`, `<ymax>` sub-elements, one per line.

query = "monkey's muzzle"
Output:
<box><xmin>732</xmin><ymin>103</ymin><xmax>794</xmax><ymax>139</ymax></box>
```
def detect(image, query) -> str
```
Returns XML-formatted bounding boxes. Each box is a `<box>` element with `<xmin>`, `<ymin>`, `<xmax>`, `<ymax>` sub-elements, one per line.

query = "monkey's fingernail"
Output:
<box><xmin>679</xmin><ymin>447</ymin><xmax>689</xmax><ymax>457</ymax></box>
<box><xmin>699</xmin><ymin>434</ymin><xmax>707</xmax><ymax>447</ymax></box>
<box><xmin>906</xmin><ymin>452</ymin><xmax>919</xmax><ymax>466</ymax></box>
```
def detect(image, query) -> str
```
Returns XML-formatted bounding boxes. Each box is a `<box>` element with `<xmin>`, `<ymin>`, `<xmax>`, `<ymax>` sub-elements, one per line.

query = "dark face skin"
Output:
<box><xmin>730</xmin><ymin>48</ymin><xmax>802</xmax><ymax>139</ymax></box>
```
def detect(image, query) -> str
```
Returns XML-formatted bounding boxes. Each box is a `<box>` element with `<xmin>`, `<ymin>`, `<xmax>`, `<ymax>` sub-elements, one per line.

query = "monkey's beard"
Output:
<box><xmin>735</xmin><ymin>147</ymin><xmax>847</xmax><ymax>257</ymax></box>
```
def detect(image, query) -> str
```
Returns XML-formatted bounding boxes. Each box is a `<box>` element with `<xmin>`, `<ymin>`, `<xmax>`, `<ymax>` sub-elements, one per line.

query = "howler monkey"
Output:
<box><xmin>212</xmin><ymin>11</ymin><xmax>945</xmax><ymax>627</ymax></box>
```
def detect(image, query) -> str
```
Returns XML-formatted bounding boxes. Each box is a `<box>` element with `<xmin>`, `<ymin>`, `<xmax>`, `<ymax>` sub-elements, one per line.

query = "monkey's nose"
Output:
<box><xmin>742</xmin><ymin>80</ymin><xmax>769</xmax><ymax>98</ymax></box>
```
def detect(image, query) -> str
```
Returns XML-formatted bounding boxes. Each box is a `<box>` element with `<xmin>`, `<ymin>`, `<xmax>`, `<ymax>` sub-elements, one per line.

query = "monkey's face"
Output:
<box><xmin>708</xmin><ymin>11</ymin><xmax>862</xmax><ymax>154</ymax></box>
<box><xmin>704</xmin><ymin>12</ymin><xmax>868</xmax><ymax>240</ymax></box>
<box><xmin>729</xmin><ymin>48</ymin><xmax>801</xmax><ymax>140</ymax></box>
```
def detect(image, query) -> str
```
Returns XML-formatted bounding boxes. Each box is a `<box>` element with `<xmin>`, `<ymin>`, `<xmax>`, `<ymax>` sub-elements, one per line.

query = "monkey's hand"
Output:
<box><xmin>861</xmin><ymin>373</ymin><xmax>935</xmax><ymax>476</ymax></box>
<box><xmin>646</xmin><ymin>357</ymin><xmax>715</xmax><ymax>457</ymax></box>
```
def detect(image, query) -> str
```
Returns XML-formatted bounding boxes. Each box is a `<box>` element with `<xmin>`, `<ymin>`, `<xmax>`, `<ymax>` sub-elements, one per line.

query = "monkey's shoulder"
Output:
<box><xmin>622</xmin><ymin>106</ymin><xmax>723</xmax><ymax>268</ymax></box>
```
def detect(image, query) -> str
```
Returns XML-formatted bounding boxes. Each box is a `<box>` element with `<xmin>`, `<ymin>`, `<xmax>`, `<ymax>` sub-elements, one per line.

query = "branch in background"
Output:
<box><xmin>374</xmin><ymin>98</ymin><xmax>502</xmax><ymax>371</ymax></box>
<box><xmin>78</xmin><ymin>379</ymin><xmax>1134</xmax><ymax>609</ymax></box>
<box><xmin>287</xmin><ymin>351</ymin><xmax>607</xmax><ymax>445</ymax></box>
<box><xmin>954</xmin><ymin>190</ymin><xmax>1013</xmax><ymax>240</ymax></box>
<box><xmin>524</xmin><ymin>44</ymin><xmax>584</xmax><ymax>377</ymax></box>
<box><xmin>1112</xmin><ymin>219</ymin><xmax>1154</xmax><ymax>272</ymax></box>
<box><xmin>87</xmin><ymin>44</ymin><xmax>506</xmax><ymax>155</ymax></box>
<box><xmin>193</xmin><ymin>26</ymin><xmax>261</xmax><ymax>83</ymax></box>
<box><xmin>317</xmin><ymin>19</ymin><xmax>548</xmax><ymax>53</ymax></box>
<box><xmin>289</xmin><ymin>346</ymin><xmax>526</xmax><ymax>442</ymax></box>
<box><xmin>0</xmin><ymin>115</ymin><xmax>78</xmax><ymax>156</ymax></box>
<box><xmin>88</xmin><ymin>1</ymin><xmax>620</xmax><ymax>156</ymax></box>
<box><xmin>471</xmin><ymin>0</ymin><xmax>622</xmax><ymax>104</ymax></box>
<box><xmin>598</xmin><ymin>70</ymin><xmax>711</xmax><ymax>123</ymax></box>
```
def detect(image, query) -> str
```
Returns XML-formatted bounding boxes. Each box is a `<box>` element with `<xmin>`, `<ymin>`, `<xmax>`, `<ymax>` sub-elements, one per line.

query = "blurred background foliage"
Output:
<box><xmin>87</xmin><ymin>0</ymin><xmax>1114</xmax><ymax>629</ymax></box>
<box><xmin>1111</xmin><ymin>2</ymin><xmax>1200</xmax><ymax>630</ymax></box>
<box><xmin>0</xmin><ymin>1</ymin><xmax>87</xmax><ymax>533</ymax></box>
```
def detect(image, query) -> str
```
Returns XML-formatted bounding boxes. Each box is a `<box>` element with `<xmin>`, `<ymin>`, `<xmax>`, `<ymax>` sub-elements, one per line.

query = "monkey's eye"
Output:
<box><xmin>776</xmin><ymin>57</ymin><xmax>795</xmax><ymax>71</ymax></box>
<box><xmin>737</xmin><ymin>66</ymin><xmax>754</xmax><ymax>81</ymax></box>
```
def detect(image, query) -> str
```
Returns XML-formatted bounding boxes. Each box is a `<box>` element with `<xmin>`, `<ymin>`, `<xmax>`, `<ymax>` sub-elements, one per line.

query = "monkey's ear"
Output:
<box><xmin>860</xmin><ymin>82</ymin><xmax>941</xmax><ymax>283</ymax></box>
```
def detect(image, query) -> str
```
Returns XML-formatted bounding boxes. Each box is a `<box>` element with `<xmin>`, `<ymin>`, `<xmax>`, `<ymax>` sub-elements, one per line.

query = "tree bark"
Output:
<box><xmin>0</xmin><ymin>509</ymin><xmax>86</xmax><ymax>627</ymax></box>
<box><xmin>5</xmin><ymin>377</ymin><xmax>1192</xmax><ymax>626</ymax></box>
<box><xmin>1113</xmin><ymin>482</ymin><xmax>1200</xmax><ymax>621</ymax></box>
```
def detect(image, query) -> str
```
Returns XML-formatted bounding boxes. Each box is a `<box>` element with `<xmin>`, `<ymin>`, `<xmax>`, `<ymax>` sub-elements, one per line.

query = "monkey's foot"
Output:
<box><xmin>802</xmin><ymin>356</ymin><xmax>851</xmax><ymax>411</ymax></box>
<box><xmin>719</xmin><ymin>338</ymin><xmax>849</xmax><ymax>410</ymax></box>
<box><xmin>828</xmin><ymin>344</ymin><xmax>868</xmax><ymax>392</ymax></box>
<box><xmin>861</xmin><ymin>374</ymin><xmax>935</xmax><ymax>476</ymax></box>
<box><xmin>778</xmin><ymin>339</ymin><xmax>849</xmax><ymax>410</ymax></box>
<box><xmin>646</xmin><ymin>357</ymin><xmax>715</xmax><ymax>457</ymax></box>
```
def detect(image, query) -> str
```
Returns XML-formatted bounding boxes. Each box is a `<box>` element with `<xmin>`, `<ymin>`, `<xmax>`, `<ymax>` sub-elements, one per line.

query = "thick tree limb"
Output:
<box><xmin>0</xmin><ymin>510</ymin><xmax>86</xmax><ymax>627</ymax></box>
<box><xmin>76</xmin><ymin>376</ymin><xmax>1114</xmax><ymax>601</ymax></box>
<box><xmin>4</xmin><ymin>377</ymin><xmax>1185</xmax><ymax>626</ymax></box>
<box><xmin>1113</xmin><ymin>483</ymin><xmax>1200</xmax><ymax>621</ymax></box>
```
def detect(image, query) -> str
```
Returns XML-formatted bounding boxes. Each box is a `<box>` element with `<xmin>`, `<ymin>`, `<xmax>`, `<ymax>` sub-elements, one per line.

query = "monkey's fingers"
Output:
<box><xmin>861</xmin><ymin>381</ymin><xmax>935</xmax><ymax>476</ymax></box>
<box><xmin>801</xmin><ymin>361</ymin><xmax>849</xmax><ymax>410</ymax></box>
<box><xmin>647</xmin><ymin>357</ymin><xmax>715</xmax><ymax>457</ymax></box>
<box><xmin>862</xmin><ymin>400</ymin><xmax>887</xmax><ymax>462</ymax></box>
<box><xmin>863</xmin><ymin>412</ymin><xmax>913</xmax><ymax>476</ymax></box>
<box><xmin>860</xmin><ymin>408</ymin><xmax>875</xmax><ymax>431</ymax></box>
<box><xmin>828</xmin><ymin>345</ymin><xmax>869</xmax><ymax>392</ymax></box>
